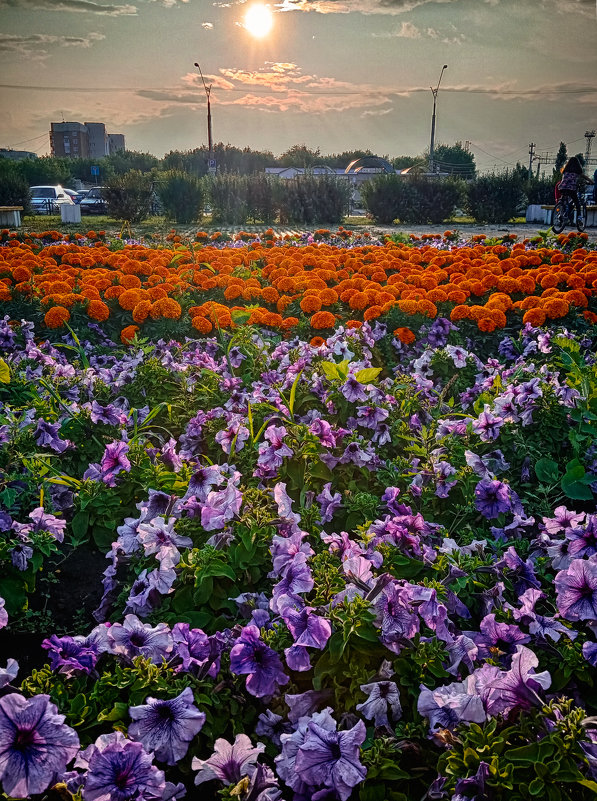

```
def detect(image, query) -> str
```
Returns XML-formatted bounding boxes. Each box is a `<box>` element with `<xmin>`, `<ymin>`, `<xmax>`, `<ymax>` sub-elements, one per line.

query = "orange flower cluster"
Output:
<box><xmin>0</xmin><ymin>236</ymin><xmax>595</xmax><ymax>337</ymax></box>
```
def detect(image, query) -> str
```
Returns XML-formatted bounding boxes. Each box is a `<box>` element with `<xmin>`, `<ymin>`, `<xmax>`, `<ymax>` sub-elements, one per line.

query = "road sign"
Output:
<box><xmin>208</xmin><ymin>159</ymin><xmax>216</xmax><ymax>169</ymax></box>
<box><xmin>91</xmin><ymin>166</ymin><xmax>100</xmax><ymax>176</ymax></box>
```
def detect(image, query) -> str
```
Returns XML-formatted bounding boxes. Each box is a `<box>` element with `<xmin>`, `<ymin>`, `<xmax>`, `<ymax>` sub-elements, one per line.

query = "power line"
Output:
<box><xmin>4</xmin><ymin>132</ymin><xmax>48</xmax><ymax>149</ymax></box>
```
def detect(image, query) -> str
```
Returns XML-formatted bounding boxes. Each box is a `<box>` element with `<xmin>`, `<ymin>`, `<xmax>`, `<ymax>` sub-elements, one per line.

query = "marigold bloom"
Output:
<box><xmin>310</xmin><ymin>311</ymin><xmax>336</xmax><ymax>330</ymax></box>
<box><xmin>132</xmin><ymin>300</ymin><xmax>152</xmax><ymax>324</ymax></box>
<box><xmin>121</xmin><ymin>325</ymin><xmax>140</xmax><ymax>344</ymax></box>
<box><xmin>300</xmin><ymin>296</ymin><xmax>323</xmax><ymax>314</ymax></box>
<box><xmin>450</xmin><ymin>305</ymin><xmax>470</xmax><ymax>321</ymax></box>
<box><xmin>119</xmin><ymin>274</ymin><xmax>142</xmax><ymax>290</ymax></box>
<box><xmin>394</xmin><ymin>327</ymin><xmax>416</xmax><ymax>344</ymax></box>
<box><xmin>44</xmin><ymin>306</ymin><xmax>70</xmax><ymax>329</ymax></box>
<box><xmin>564</xmin><ymin>289</ymin><xmax>588</xmax><ymax>308</ymax></box>
<box><xmin>478</xmin><ymin>316</ymin><xmax>497</xmax><ymax>332</ymax></box>
<box><xmin>522</xmin><ymin>308</ymin><xmax>547</xmax><ymax>327</ymax></box>
<box><xmin>191</xmin><ymin>316</ymin><xmax>213</xmax><ymax>334</ymax></box>
<box><xmin>544</xmin><ymin>299</ymin><xmax>570</xmax><ymax>319</ymax></box>
<box><xmin>119</xmin><ymin>289</ymin><xmax>143</xmax><ymax>311</ymax></box>
<box><xmin>104</xmin><ymin>285</ymin><xmax>125</xmax><ymax>300</ymax></box>
<box><xmin>310</xmin><ymin>336</ymin><xmax>325</xmax><ymax>347</ymax></box>
<box><xmin>345</xmin><ymin>320</ymin><xmax>362</xmax><ymax>329</ymax></box>
<box><xmin>87</xmin><ymin>300</ymin><xmax>110</xmax><ymax>322</ymax></box>
<box><xmin>160</xmin><ymin>298</ymin><xmax>182</xmax><ymax>319</ymax></box>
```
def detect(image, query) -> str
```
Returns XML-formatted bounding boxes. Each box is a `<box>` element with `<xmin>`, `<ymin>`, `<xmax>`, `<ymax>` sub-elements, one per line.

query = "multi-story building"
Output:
<box><xmin>108</xmin><ymin>133</ymin><xmax>125</xmax><ymax>154</ymax></box>
<box><xmin>49</xmin><ymin>121</ymin><xmax>125</xmax><ymax>158</ymax></box>
<box><xmin>50</xmin><ymin>122</ymin><xmax>89</xmax><ymax>158</ymax></box>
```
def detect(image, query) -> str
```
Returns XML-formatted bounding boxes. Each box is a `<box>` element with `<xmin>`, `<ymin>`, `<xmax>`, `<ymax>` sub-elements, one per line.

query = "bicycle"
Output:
<box><xmin>551</xmin><ymin>194</ymin><xmax>587</xmax><ymax>234</ymax></box>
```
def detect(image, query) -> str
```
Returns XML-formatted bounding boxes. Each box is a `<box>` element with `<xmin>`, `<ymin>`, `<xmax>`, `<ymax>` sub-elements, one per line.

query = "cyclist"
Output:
<box><xmin>556</xmin><ymin>156</ymin><xmax>593</xmax><ymax>227</ymax></box>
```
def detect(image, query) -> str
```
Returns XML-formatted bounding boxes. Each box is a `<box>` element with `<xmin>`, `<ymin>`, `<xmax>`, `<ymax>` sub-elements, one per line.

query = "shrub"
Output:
<box><xmin>0</xmin><ymin>164</ymin><xmax>31</xmax><ymax>213</ymax></box>
<box><xmin>276</xmin><ymin>174</ymin><xmax>350</xmax><ymax>225</ymax></box>
<box><xmin>525</xmin><ymin>176</ymin><xmax>557</xmax><ymax>205</ymax></box>
<box><xmin>361</xmin><ymin>175</ymin><xmax>465</xmax><ymax>224</ymax></box>
<box><xmin>208</xmin><ymin>174</ymin><xmax>248</xmax><ymax>225</ymax></box>
<box><xmin>466</xmin><ymin>172</ymin><xmax>526</xmax><ymax>223</ymax></box>
<box><xmin>360</xmin><ymin>174</ymin><xmax>404</xmax><ymax>224</ymax></box>
<box><xmin>103</xmin><ymin>170</ymin><xmax>154</xmax><ymax>223</ymax></box>
<box><xmin>156</xmin><ymin>170</ymin><xmax>203</xmax><ymax>224</ymax></box>
<box><xmin>246</xmin><ymin>174</ymin><xmax>276</xmax><ymax>224</ymax></box>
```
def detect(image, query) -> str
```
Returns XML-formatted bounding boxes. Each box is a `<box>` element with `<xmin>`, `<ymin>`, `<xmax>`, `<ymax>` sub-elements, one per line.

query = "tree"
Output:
<box><xmin>105</xmin><ymin>150</ymin><xmax>159</xmax><ymax>175</ymax></box>
<box><xmin>554</xmin><ymin>141</ymin><xmax>567</xmax><ymax>174</ymax></box>
<box><xmin>429</xmin><ymin>142</ymin><xmax>476</xmax><ymax>179</ymax></box>
<box><xmin>278</xmin><ymin>144</ymin><xmax>321</xmax><ymax>168</ymax></box>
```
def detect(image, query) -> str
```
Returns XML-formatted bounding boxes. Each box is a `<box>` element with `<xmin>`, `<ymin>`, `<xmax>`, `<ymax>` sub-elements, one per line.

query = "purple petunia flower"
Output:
<box><xmin>80</xmin><ymin>731</ymin><xmax>166</xmax><ymax>801</ymax></box>
<box><xmin>282</xmin><ymin>606</ymin><xmax>331</xmax><ymax>650</ymax></box>
<box><xmin>294</xmin><ymin>719</ymin><xmax>367</xmax><ymax>801</ymax></box>
<box><xmin>200</xmin><ymin>481</ymin><xmax>242</xmax><ymax>532</ymax></box>
<box><xmin>555</xmin><ymin>559</ymin><xmax>597</xmax><ymax>621</ymax></box>
<box><xmin>128</xmin><ymin>687</ymin><xmax>205</xmax><ymax>765</ymax></box>
<box><xmin>418</xmin><ymin>675</ymin><xmax>486</xmax><ymax>731</ymax></box>
<box><xmin>0</xmin><ymin>659</ymin><xmax>18</xmax><ymax>689</ymax></box>
<box><xmin>0</xmin><ymin>693</ymin><xmax>80</xmax><ymax>797</ymax></box>
<box><xmin>471</xmin><ymin>406</ymin><xmax>504</xmax><ymax>442</ymax></box>
<box><xmin>192</xmin><ymin>733</ymin><xmax>265</xmax><ymax>786</ymax></box>
<box><xmin>107</xmin><ymin>615</ymin><xmax>173</xmax><ymax>664</ymax></box>
<box><xmin>474</xmin><ymin>479</ymin><xmax>512</xmax><ymax>519</ymax></box>
<box><xmin>41</xmin><ymin>634</ymin><xmax>99</xmax><ymax>676</ymax></box>
<box><xmin>34</xmin><ymin>418</ymin><xmax>71</xmax><ymax>453</ymax></box>
<box><xmin>316</xmin><ymin>483</ymin><xmax>343</xmax><ymax>524</ymax></box>
<box><xmin>484</xmin><ymin>646</ymin><xmax>551</xmax><ymax>717</ymax></box>
<box><xmin>356</xmin><ymin>681</ymin><xmax>402</xmax><ymax>727</ymax></box>
<box><xmin>230</xmin><ymin>625</ymin><xmax>289</xmax><ymax>698</ymax></box>
<box><xmin>98</xmin><ymin>440</ymin><xmax>131</xmax><ymax>486</ymax></box>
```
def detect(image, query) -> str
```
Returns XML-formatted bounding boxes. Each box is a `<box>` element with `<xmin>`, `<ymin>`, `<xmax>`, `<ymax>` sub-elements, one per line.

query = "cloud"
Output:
<box><xmin>0</xmin><ymin>32</ymin><xmax>105</xmax><ymax>57</ymax></box>
<box><xmin>201</xmin><ymin>21</ymin><xmax>213</xmax><ymax>27</ymax></box>
<box><xmin>275</xmin><ymin>0</ymin><xmax>592</xmax><ymax>15</ymax></box>
<box><xmin>372</xmin><ymin>20</ymin><xmax>464</xmax><ymax>42</ymax></box>
<box><xmin>0</xmin><ymin>0</ymin><xmax>135</xmax><ymax>14</ymax></box>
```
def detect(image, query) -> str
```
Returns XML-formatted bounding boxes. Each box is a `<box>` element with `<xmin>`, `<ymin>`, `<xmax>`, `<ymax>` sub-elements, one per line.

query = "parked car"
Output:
<box><xmin>64</xmin><ymin>189</ymin><xmax>82</xmax><ymax>204</ymax></box>
<box><xmin>30</xmin><ymin>186</ymin><xmax>75</xmax><ymax>215</ymax></box>
<box><xmin>79</xmin><ymin>186</ymin><xmax>107</xmax><ymax>215</ymax></box>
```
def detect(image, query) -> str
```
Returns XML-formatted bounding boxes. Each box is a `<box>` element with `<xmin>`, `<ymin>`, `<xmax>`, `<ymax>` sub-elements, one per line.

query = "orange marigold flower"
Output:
<box><xmin>363</xmin><ymin>305</ymin><xmax>383</xmax><ymax>322</ymax></box>
<box><xmin>319</xmin><ymin>288</ymin><xmax>339</xmax><ymax>306</ymax></box>
<box><xmin>121</xmin><ymin>325</ymin><xmax>139</xmax><ymax>344</ymax></box>
<box><xmin>583</xmin><ymin>310</ymin><xmax>597</xmax><ymax>325</ymax></box>
<box><xmin>280</xmin><ymin>316</ymin><xmax>299</xmax><ymax>329</ymax></box>
<box><xmin>104</xmin><ymin>285</ymin><xmax>125</xmax><ymax>300</ymax></box>
<box><xmin>490</xmin><ymin>309</ymin><xmax>507</xmax><ymax>328</ymax></box>
<box><xmin>191</xmin><ymin>315</ymin><xmax>213</xmax><ymax>334</ymax></box>
<box><xmin>477</xmin><ymin>316</ymin><xmax>497</xmax><ymax>332</ymax></box>
<box><xmin>544</xmin><ymin>299</ymin><xmax>570</xmax><ymax>319</ymax></box>
<box><xmin>224</xmin><ymin>285</ymin><xmax>243</xmax><ymax>301</ymax></box>
<box><xmin>394</xmin><ymin>326</ymin><xmax>416</xmax><ymax>344</ymax></box>
<box><xmin>300</xmin><ymin>296</ymin><xmax>323</xmax><ymax>314</ymax></box>
<box><xmin>44</xmin><ymin>306</ymin><xmax>70</xmax><ymax>329</ymax></box>
<box><xmin>345</xmin><ymin>320</ymin><xmax>362</xmax><ymax>329</ymax></box>
<box><xmin>450</xmin><ymin>305</ymin><xmax>471</xmax><ymax>321</ymax></box>
<box><xmin>417</xmin><ymin>299</ymin><xmax>438</xmax><ymax>319</ymax></box>
<box><xmin>349</xmin><ymin>291</ymin><xmax>369</xmax><ymax>311</ymax></box>
<box><xmin>119</xmin><ymin>274</ymin><xmax>142</xmax><ymax>290</ymax></box>
<box><xmin>86</xmin><ymin>300</ymin><xmax>110</xmax><ymax>322</ymax></box>
<box><xmin>446</xmin><ymin>290</ymin><xmax>468</xmax><ymax>304</ymax></box>
<box><xmin>160</xmin><ymin>298</ymin><xmax>182</xmax><ymax>319</ymax></box>
<box><xmin>564</xmin><ymin>289</ymin><xmax>588</xmax><ymax>308</ymax></box>
<box><xmin>261</xmin><ymin>286</ymin><xmax>280</xmax><ymax>304</ymax></box>
<box><xmin>522</xmin><ymin>308</ymin><xmax>547</xmax><ymax>327</ymax></box>
<box><xmin>310</xmin><ymin>311</ymin><xmax>336</xmax><ymax>330</ymax></box>
<box><xmin>118</xmin><ymin>289</ymin><xmax>143</xmax><ymax>311</ymax></box>
<box><xmin>132</xmin><ymin>300</ymin><xmax>152</xmax><ymax>324</ymax></box>
<box><xmin>397</xmin><ymin>299</ymin><xmax>418</xmax><ymax>315</ymax></box>
<box><xmin>310</xmin><ymin>336</ymin><xmax>325</xmax><ymax>347</ymax></box>
<box><xmin>12</xmin><ymin>266</ymin><xmax>32</xmax><ymax>282</ymax></box>
<box><xmin>147</xmin><ymin>286</ymin><xmax>169</xmax><ymax>302</ymax></box>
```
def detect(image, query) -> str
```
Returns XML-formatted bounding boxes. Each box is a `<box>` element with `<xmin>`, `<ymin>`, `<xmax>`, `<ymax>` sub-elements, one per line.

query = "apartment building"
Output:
<box><xmin>49</xmin><ymin>122</ymin><xmax>126</xmax><ymax>158</ymax></box>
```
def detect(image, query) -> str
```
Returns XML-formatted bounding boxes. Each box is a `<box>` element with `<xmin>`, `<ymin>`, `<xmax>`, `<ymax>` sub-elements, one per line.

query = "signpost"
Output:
<box><xmin>91</xmin><ymin>165</ymin><xmax>100</xmax><ymax>185</ymax></box>
<box><xmin>208</xmin><ymin>159</ymin><xmax>217</xmax><ymax>175</ymax></box>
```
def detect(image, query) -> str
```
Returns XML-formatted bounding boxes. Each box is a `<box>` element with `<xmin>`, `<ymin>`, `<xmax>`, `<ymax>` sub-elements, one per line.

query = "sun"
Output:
<box><xmin>244</xmin><ymin>3</ymin><xmax>273</xmax><ymax>38</ymax></box>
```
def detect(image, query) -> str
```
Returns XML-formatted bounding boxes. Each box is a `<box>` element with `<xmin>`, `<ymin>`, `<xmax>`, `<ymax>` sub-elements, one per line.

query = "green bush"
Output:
<box><xmin>0</xmin><ymin>163</ymin><xmax>32</xmax><ymax>213</ymax></box>
<box><xmin>103</xmin><ymin>170</ymin><xmax>154</xmax><ymax>223</ymax></box>
<box><xmin>208</xmin><ymin>174</ymin><xmax>248</xmax><ymax>225</ymax></box>
<box><xmin>246</xmin><ymin>174</ymin><xmax>276</xmax><ymax>224</ymax></box>
<box><xmin>276</xmin><ymin>174</ymin><xmax>349</xmax><ymax>225</ymax></box>
<box><xmin>525</xmin><ymin>176</ymin><xmax>557</xmax><ymax>205</ymax></box>
<box><xmin>361</xmin><ymin>174</ymin><xmax>464</xmax><ymax>224</ymax></box>
<box><xmin>156</xmin><ymin>170</ymin><xmax>203</xmax><ymax>224</ymax></box>
<box><xmin>466</xmin><ymin>172</ymin><xmax>526</xmax><ymax>223</ymax></box>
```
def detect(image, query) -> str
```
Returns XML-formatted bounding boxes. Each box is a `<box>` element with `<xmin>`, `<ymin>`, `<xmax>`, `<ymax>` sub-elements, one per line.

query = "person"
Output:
<box><xmin>557</xmin><ymin>156</ymin><xmax>593</xmax><ymax>225</ymax></box>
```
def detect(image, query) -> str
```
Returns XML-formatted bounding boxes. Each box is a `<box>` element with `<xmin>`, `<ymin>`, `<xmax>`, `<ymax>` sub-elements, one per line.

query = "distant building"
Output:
<box><xmin>49</xmin><ymin>121</ymin><xmax>125</xmax><ymax>158</ymax></box>
<box><xmin>108</xmin><ymin>133</ymin><xmax>125</xmax><ymax>153</ymax></box>
<box><xmin>0</xmin><ymin>148</ymin><xmax>37</xmax><ymax>161</ymax></box>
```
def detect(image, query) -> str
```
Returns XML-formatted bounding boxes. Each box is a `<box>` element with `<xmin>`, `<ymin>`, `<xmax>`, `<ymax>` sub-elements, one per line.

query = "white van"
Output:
<box><xmin>30</xmin><ymin>186</ymin><xmax>75</xmax><ymax>215</ymax></box>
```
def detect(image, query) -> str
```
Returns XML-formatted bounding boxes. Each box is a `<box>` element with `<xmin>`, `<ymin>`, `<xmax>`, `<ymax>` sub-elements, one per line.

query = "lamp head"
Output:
<box><xmin>443</xmin><ymin>64</ymin><xmax>448</xmax><ymax>69</ymax></box>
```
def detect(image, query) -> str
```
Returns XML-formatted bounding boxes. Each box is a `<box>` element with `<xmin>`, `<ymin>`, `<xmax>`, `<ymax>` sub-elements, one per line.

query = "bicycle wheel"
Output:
<box><xmin>552</xmin><ymin>201</ymin><xmax>567</xmax><ymax>234</ymax></box>
<box><xmin>577</xmin><ymin>201</ymin><xmax>587</xmax><ymax>232</ymax></box>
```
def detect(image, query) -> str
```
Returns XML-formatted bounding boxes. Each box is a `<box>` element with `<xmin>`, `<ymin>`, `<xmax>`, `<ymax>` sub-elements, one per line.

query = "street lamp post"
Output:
<box><xmin>194</xmin><ymin>62</ymin><xmax>214</xmax><ymax>169</ymax></box>
<box><xmin>429</xmin><ymin>64</ymin><xmax>447</xmax><ymax>175</ymax></box>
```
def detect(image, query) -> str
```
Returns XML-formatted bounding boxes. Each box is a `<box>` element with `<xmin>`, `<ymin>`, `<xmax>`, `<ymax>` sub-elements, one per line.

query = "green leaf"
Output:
<box><xmin>98</xmin><ymin>702</ymin><xmax>129</xmax><ymax>722</ymax></box>
<box><xmin>561</xmin><ymin>479</ymin><xmax>594</xmax><ymax>501</ymax></box>
<box><xmin>231</xmin><ymin>309</ymin><xmax>252</xmax><ymax>325</ymax></box>
<box><xmin>336</xmin><ymin>359</ymin><xmax>351</xmax><ymax>381</ymax></box>
<box><xmin>71</xmin><ymin>511</ymin><xmax>89</xmax><ymax>541</ymax></box>
<box><xmin>328</xmin><ymin>631</ymin><xmax>346</xmax><ymax>664</ymax></box>
<box><xmin>321</xmin><ymin>361</ymin><xmax>340</xmax><ymax>380</ymax></box>
<box><xmin>506</xmin><ymin>740</ymin><xmax>555</xmax><ymax>763</ymax></box>
<box><xmin>534</xmin><ymin>457</ymin><xmax>560</xmax><ymax>484</ymax></box>
<box><xmin>288</xmin><ymin>369</ymin><xmax>303</xmax><ymax>420</ymax></box>
<box><xmin>354</xmin><ymin>367</ymin><xmax>382</xmax><ymax>384</ymax></box>
<box><xmin>578</xmin><ymin>779</ymin><xmax>597</xmax><ymax>793</ymax></box>
<box><xmin>0</xmin><ymin>358</ymin><xmax>10</xmax><ymax>384</ymax></box>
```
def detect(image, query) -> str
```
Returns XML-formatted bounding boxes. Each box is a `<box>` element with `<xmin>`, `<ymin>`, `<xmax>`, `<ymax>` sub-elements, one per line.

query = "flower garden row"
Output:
<box><xmin>0</xmin><ymin>227</ymin><xmax>597</xmax><ymax>800</ymax></box>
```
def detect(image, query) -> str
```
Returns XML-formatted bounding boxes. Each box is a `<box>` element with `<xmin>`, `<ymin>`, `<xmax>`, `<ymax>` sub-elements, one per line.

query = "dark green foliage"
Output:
<box><xmin>555</xmin><ymin>141</ymin><xmax>568</xmax><ymax>173</ymax></box>
<box><xmin>246</xmin><ymin>174</ymin><xmax>277</xmax><ymax>224</ymax></box>
<box><xmin>276</xmin><ymin>174</ymin><xmax>350</xmax><ymax>224</ymax></box>
<box><xmin>0</xmin><ymin>162</ymin><xmax>32</xmax><ymax>212</ymax></box>
<box><xmin>430</xmin><ymin>141</ymin><xmax>476</xmax><ymax>178</ymax></box>
<box><xmin>466</xmin><ymin>172</ymin><xmax>526</xmax><ymax>223</ymax></box>
<box><xmin>103</xmin><ymin>169</ymin><xmax>154</xmax><ymax>223</ymax></box>
<box><xmin>525</xmin><ymin>176</ymin><xmax>557</xmax><ymax>204</ymax></box>
<box><xmin>361</xmin><ymin>175</ymin><xmax>465</xmax><ymax>224</ymax></box>
<box><xmin>208</xmin><ymin>174</ymin><xmax>249</xmax><ymax>225</ymax></box>
<box><xmin>156</xmin><ymin>170</ymin><xmax>204</xmax><ymax>224</ymax></box>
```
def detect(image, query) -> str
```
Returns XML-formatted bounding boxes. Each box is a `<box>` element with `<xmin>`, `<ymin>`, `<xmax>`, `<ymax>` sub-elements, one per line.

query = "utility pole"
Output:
<box><xmin>585</xmin><ymin>130</ymin><xmax>595</xmax><ymax>166</ymax></box>
<box><xmin>428</xmin><ymin>65</ymin><xmax>448</xmax><ymax>175</ymax></box>
<box><xmin>528</xmin><ymin>142</ymin><xmax>536</xmax><ymax>176</ymax></box>
<box><xmin>194</xmin><ymin>62</ymin><xmax>215</xmax><ymax>173</ymax></box>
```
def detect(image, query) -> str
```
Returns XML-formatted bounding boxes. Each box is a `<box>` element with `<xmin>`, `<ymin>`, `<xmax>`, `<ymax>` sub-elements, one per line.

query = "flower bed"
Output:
<box><xmin>0</xmin><ymin>227</ymin><xmax>597</xmax><ymax>800</ymax></box>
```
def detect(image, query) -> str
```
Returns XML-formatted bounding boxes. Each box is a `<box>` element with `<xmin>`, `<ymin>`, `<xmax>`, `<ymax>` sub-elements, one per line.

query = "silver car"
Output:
<box><xmin>30</xmin><ymin>185</ymin><xmax>75</xmax><ymax>215</ymax></box>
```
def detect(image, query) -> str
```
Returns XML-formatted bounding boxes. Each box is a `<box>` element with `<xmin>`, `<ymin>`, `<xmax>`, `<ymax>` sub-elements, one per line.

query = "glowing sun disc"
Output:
<box><xmin>244</xmin><ymin>4</ymin><xmax>273</xmax><ymax>38</ymax></box>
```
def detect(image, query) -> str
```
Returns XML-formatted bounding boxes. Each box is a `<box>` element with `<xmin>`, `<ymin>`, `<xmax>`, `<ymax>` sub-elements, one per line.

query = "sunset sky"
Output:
<box><xmin>1</xmin><ymin>0</ymin><xmax>596</xmax><ymax>171</ymax></box>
